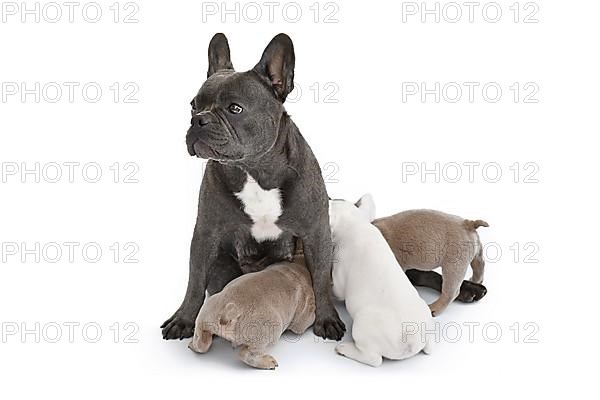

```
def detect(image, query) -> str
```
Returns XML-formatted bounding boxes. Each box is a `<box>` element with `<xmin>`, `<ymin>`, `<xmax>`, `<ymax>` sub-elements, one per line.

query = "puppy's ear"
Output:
<box><xmin>355</xmin><ymin>194</ymin><xmax>376</xmax><ymax>222</ymax></box>
<box><xmin>253</xmin><ymin>33</ymin><xmax>295</xmax><ymax>102</ymax></box>
<box><xmin>208</xmin><ymin>33</ymin><xmax>234</xmax><ymax>78</ymax></box>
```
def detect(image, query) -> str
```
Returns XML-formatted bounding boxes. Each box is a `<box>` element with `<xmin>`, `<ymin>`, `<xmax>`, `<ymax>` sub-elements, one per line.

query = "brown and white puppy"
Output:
<box><xmin>188</xmin><ymin>252</ymin><xmax>315</xmax><ymax>369</ymax></box>
<box><xmin>373</xmin><ymin>210</ymin><xmax>489</xmax><ymax>316</ymax></box>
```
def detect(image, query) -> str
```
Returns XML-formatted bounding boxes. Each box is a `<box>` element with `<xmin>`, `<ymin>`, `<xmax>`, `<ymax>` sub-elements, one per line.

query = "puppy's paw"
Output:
<box><xmin>161</xmin><ymin>313</ymin><xmax>195</xmax><ymax>340</ymax></box>
<box><xmin>335</xmin><ymin>343</ymin><xmax>350</xmax><ymax>357</ymax></box>
<box><xmin>240</xmin><ymin>350</ymin><xmax>279</xmax><ymax>370</ymax></box>
<box><xmin>314</xmin><ymin>314</ymin><xmax>346</xmax><ymax>341</ymax></box>
<box><xmin>428</xmin><ymin>302</ymin><xmax>445</xmax><ymax>317</ymax></box>
<box><xmin>259</xmin><ymin>354</ymin><xmax>279</xmax><ymax>370</ymax></box>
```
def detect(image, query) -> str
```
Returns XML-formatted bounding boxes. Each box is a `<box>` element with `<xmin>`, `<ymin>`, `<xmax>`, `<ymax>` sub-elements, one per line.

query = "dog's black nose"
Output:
<box><xmin>191</xmin><ymin>111</ymin><xmax>214</xmax><ymax>127</ymax></box>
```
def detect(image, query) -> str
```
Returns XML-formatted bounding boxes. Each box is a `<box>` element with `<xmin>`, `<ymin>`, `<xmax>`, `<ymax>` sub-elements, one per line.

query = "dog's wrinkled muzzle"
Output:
<box><xmin>186</xmin><ymin>111</ymin><xmax>220</xmax><ymax>156</ymax></box>
<box><xmin>186</xmin><ymin>129</ymin><xmax>200</xmax><ymax>156</ymax></box>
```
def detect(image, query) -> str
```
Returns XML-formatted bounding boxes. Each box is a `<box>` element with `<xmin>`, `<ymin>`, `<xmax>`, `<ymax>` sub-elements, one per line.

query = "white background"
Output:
<box><xmin>1</xmin><ymin>0</ymin><xmax>598</xmax><ymax>398</ymax></box>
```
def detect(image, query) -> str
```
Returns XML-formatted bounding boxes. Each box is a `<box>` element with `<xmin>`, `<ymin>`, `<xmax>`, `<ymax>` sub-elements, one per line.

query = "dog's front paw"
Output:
<box><xmin>161</xmin><ymin>312</ymin><xmax>195</xmax><ymax>340</ymax></box>
<box><xmin>313</xmin><ymin>314</ymin><xmax>346</xmax><ymax>341</ymax></box>
<box><xmin>471</xmin><ymin>283</ymin><xmax>487</xmax><ymax>301</ymax></box>
<box><xmin>457</xmin><ymin>281</ymin><xmax>488</xmax><ymax>303</ymax></box>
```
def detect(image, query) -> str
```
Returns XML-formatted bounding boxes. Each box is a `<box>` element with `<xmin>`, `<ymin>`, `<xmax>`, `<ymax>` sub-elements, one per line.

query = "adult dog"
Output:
<box><xmin>161</xmin><ymin>33</ymin><xmax>345</xmax><ymax>341</ymax></box>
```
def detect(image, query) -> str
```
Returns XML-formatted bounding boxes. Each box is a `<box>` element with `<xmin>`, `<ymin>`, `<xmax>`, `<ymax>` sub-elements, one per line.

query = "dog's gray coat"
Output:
<box><xmin>161</xmin><ymin>33</ymin><xmax>345</xmax><ymax>341</ymax></box>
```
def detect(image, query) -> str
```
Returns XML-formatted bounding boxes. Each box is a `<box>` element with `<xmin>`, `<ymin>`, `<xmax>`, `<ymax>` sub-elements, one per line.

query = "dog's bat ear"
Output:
<box><xmin>208</xmin><ymin>33</ymin><xmax>234</xmax><ymax>78</ymax></box>
<box><xmin>253</xmin><ymin>33</ymin><xmax>295</xmax><ymax>102</ymax></box>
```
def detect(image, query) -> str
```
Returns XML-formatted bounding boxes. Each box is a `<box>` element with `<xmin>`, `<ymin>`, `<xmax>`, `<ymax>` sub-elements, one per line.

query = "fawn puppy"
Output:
<box><xmin>374</xmin><ymin>209</ymin><xmax>488</xmax><ymax>316</ymax></box>
<box><xmin>188</xmin><ymin>250</ymin><xmax>314</xmax><ymax>369</ymax></box>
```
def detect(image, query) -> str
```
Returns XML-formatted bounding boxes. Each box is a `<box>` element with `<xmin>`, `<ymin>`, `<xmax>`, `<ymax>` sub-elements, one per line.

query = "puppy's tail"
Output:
<box><xmin>464</xmin><ymin>219</ymin><xmax>489</xmax><ymax>231</ymax></box>
<box><xmin>218</xmin><ymin>302</ymin><xmax>241</xmax><ymax>326</ymax></box>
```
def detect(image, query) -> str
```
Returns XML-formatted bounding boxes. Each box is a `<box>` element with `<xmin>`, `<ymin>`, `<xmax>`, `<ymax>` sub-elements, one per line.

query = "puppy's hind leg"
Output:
<box><xmin>335</xmin><ymin>342</ymin><xmax>383</xmax><ymax>367</ymax></box>
<box><xmin>238</xmin><ymin>345</ymin><xmax>278</xmax><ymax>370</ymax></box>
<box><xmin>469</xmin><ymin>248</ymin><xmax>485</xmax><ymax>285</ymax></box>
<box><xmin>188</xmin><ymin>330</ymin><xmax>213</xmax><ymax>353</ymax></box>
<box><xmin>336</xmin><ymin>313</ymin><xmax>383</xmax><ymax>367</ymax></box>
<box><xmin>429</xmin><ymin>262</ymin><xmax>469</xmax><ymax>317</ymax></box>
<box><xmin>289</xmin><ymin>312</ymin><xmax>315</xmax><ymax>335</ymax></box>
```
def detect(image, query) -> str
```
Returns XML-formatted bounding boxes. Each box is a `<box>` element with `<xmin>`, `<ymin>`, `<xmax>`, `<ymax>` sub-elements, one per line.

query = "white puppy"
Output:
<box><xmin>329</xmin><ymin>195</ymin><xmax>433</xmax><ymax>367</ymax></box>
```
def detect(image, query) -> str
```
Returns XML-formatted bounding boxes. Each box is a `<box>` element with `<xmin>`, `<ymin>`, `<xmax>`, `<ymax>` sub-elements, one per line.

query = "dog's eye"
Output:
<box><xmin>228</xmin><ymin>103</ymin><xmax>243</xmax><ymax>114</ymax></box>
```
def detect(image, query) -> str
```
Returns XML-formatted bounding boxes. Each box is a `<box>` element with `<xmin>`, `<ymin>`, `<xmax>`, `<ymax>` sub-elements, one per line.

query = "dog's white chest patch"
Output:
<box><xmin>234</xmin><ymin>173</ymin><xmax>283</xmax><ymax>242</ymax></box>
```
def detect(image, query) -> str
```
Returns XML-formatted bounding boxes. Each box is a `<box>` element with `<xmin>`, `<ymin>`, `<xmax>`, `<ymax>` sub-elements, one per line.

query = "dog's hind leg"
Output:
<box><xmin>188</xmin><ymin>330</ymin><xmax>213</xmax><ymax>353</ymax></box>
<box><xmin>238</xmin><ymin>345</ymin><xmax>278</xmax><ymax>370</ymax></box>
<box><xmin>336</xmin><ymin>313</ymin><xmax>383</xmax><ymax>367</ymax></box>
<box><xmin>429</xmin><ymin>262</ymin><xmax>469</xmax><ymax>316</ymax></box>
<box><xmin>335</xmin><ymin>341</ymin><xmax>383</xmax><ymax>367</ymax></box>
<box><xmin>289</xmin><ymin>311</ymin><xmax>315</xmax><ymax>335</ymax></box>
<box><xmin>469</xmin><ymin>248</ymin><xmax>485</xmax><ymax>285</ymax></box>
